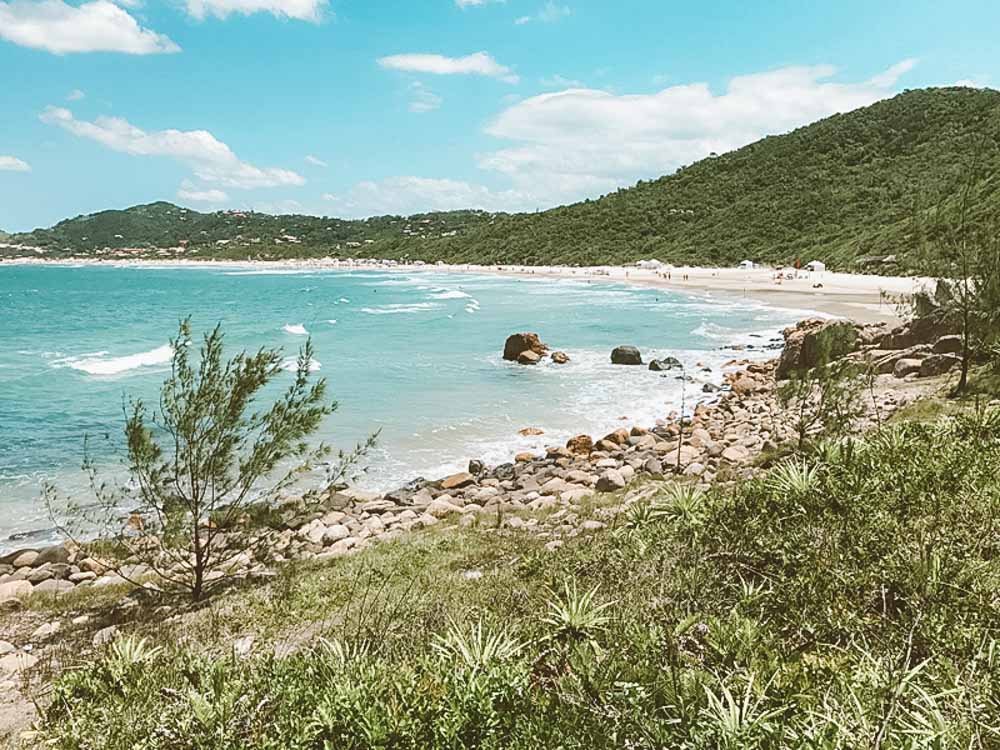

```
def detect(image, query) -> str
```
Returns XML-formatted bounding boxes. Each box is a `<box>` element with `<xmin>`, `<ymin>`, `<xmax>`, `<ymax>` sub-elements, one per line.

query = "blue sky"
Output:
<box><xmin>0</xmin><ymin>0</ymin><xmax>997</xmax><ymax>231</ymax></box>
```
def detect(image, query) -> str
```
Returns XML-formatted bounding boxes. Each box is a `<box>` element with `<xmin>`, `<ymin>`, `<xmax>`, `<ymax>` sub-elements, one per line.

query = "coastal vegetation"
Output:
<box><xmin>44</xmin><ymin>320</ymin><xmax>369</xmax><ymax>602</ymax></box>
<box><xmin>5</xmin><ymin>87</ymin><xmax>1000</xmax><ymax>273</ymax></box>
<box><xmin>26</xmin><ymin>400</ymin><xmax>1000</xmax><ymax>748</ymax></box>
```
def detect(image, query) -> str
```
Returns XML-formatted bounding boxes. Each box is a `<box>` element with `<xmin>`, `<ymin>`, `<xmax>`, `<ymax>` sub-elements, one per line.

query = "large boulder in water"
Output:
<box><xmin>503</xmin><ymin>333</ymin><xmax>549</xmax><ymax>362</ymax></box>
<box><xmin>611</xmin><ymin>346</ymin><xmax>643</xmax><ymax>365</ymax></box>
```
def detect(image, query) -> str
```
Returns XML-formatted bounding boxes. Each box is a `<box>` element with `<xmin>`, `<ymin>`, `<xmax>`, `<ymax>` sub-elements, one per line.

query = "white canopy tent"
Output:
<box><xmin>805</xmin><ymin>260</ymin><xmax>826</xmax><ymax>272</ymax></box>
<box><xmin>738</xmin><ymin>260</ymin><xmax>756</xmax><ymax>270</ymax></box>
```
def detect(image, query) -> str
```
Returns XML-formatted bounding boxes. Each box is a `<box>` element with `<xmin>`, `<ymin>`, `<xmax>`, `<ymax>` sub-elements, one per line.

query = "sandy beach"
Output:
<box><xmin>2</xmin><ymin>256</ymin><xmax>930</xmax><ymax>324</ymax></box>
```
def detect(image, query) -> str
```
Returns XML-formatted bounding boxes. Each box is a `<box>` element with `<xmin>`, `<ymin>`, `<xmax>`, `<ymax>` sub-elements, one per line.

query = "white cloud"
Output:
<box><xmin>177</xmin><ymin>181</ymin><xmax>228</xmax><ymax>203</ymax></box>
<box><xmin>479</xmin><ymin>60</ymin><xmax>919</xmax><ymax>205</ymax></box>
<box><xmin>455</xmin><ymin>0</ymin><xmax>504</xmax><ymax>6</ymax></box>
<box><xmin>323</xmin><ymin>176</ymin><xmax>535</xmax><ymax>217</ymax></box>
<box><xmin>66</xmin><ymin>88</ymin><xmax>85</xmax><ymax>101</ymax></box>
<box><xmin>378</xmin><ymin>51</ymin><xmax>519</xmax><ymax>84</ymax></box>
<box><xmin>0</xmin><ymin>155</ymin><xmax>31</xmax><ymax>172</ymax></box>
<box><xmin>515</xmin><ymin>1</ymin><xmax>569</xmax><ymax>24</ymax></box>
<box><xmin>0</xmin><ymin>0</ymin><xmax>179</xmax><ymax>54</ymax></box>
<box><xmin>409</xmin><ymin>81</ymin><xmax>442</xmax><ymax>113</ymax></box>
<box><xmin>40</xmin><ymin>105</ymin><xmax>305</xmax><ymax>189</ymax></box>
<box><xmin>305</xmin><ymin>154</ymin><xmax>328</xmax><ymax>167</ymax></box>
<box><xmin>953</xmin><ymin>78</ymin><xmax>991</xmax><ymax>89</ymax></box>
<box><xmin>869</xmin><ymin>58</ymin><xmax>917</xmax><ymax>88</ymax></box>
<box><xmin>185</xmin><ymin>0</ymin><xmax>326</xmax><ymax>21</ymax></box>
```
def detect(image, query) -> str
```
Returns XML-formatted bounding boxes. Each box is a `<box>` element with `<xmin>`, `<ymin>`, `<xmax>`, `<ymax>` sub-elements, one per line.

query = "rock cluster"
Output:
<box><xmin>777</xmin><ymin>317</ymin><xmax>964</xmax><ymax>382</ymax></box>
<box><xmin>503</xmin><ymin>333</ymin><xmax>549</xmax><ymax>364</ymax></box>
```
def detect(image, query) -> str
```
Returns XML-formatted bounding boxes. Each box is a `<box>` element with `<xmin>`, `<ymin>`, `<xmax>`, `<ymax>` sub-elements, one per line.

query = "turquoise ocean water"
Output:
<box><xmin>0</xmin><ymin>264</ymin><xmax>808</xmax><ymax>551</ymax></box>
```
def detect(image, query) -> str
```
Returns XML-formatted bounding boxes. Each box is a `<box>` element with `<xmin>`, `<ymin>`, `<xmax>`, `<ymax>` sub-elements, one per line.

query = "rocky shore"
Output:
<box><xmin>0</xmin><ymin>314</ymin><xmax>964</xmax><ymax>630</ymax></box>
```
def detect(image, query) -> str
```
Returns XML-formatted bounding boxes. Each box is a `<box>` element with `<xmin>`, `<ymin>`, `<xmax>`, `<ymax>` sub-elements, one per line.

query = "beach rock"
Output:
<box><xmin>426</xmin><ymin>499</ymin><xmax>463</xmax><ymax>518</ymax></box>
<box><xmin>602</xmin><ymin>428</ymin><xmax>630</xmax><ymax>446</ymax></box>
<box><xmin>611</xmin><ymin>346</ymin><xmax>643</xmax><ymax>365</ymax></box>
<box><xmin>30</xmin><ymin>621</ymin><xmax>61</xmax><ymax>640</ymax></box>
<box><xmin>730</xmin><ymin>375</ymin><xmax>757</xmax><ymax>395</ymax></box>
<box><xmin>932</xmin><ymin>335</ymin><xmax>963</xmax><ymax>354</ymax></box>
<box><xmin>702</xmin><ymin>382</ymin><xmax>721</xmax><ymax>393</ymax></box>
<box><xmin>0</xmin><ymin>652</ymin><xmax>37</xmax><ymax>677</ymax></box>
<box><xmin>10</xmin><ymin>551</ymin><xmax>38</xmax><ymax>569</ymax></box>
<box><xmin>468</xmin><ymin>459</ymin><xmax>485</xmax><ymax>476</ymax></box>
<box><xmin>34</xmin><ymin>545</ymin><xmax>71</xmax><ymax>566</ymax></box>
<box><xmin>517</xmin><ymin>350</ymin><xmax>541</xmax><ymax>365</ymax></box>
<box><xmin>0</xmin><ymin>581</ymin><xmax>32</xmax><ymax>607</ymax></box>
<box><xmin>518</xmin><ymin>427</ymin><xmax>544</xmax><ymax>437</ymax></box>
<box><xmin>32</xmin><ymin>579</ymin><xmax>75</xmax><ymax>596</ymax></box>
<box><xmin>893</xmin><ymin>358</ymin><xmax>924</xmax><ymax>379</ymax></box>
<box><xmin>721</xmin><ymin>445</ymin><xmax>751</xmax><ymax>463</ymax></box>
<box><xmin>25</xmin><ymin>567</ymin><xmax>54</xmax><ymax>584</ymax></box>
<box><xmin>649</xmin><ymin>357</ymin><xmax>682</xmax><ymax>372</ymax></box>
<box><xmin>566</xmin><ymin>435</ymin><xmax>594</xmax><ymax>456</ymax></box>
<box><xmin>595</xmin><ymin>469</ymin><xmax>626</xmax><ymax>493</ymax></box>
<box><xmin>515</xmin><ymin>452</ymin><xmax>535</xmax><ymax>463</ymax></box>
<box><xmin>777</xmin><ymin>319</ymin><xmax>859</xmax><ymax>379</ymax></box>
<box><xmin>920</xmin><ymin>354</ymin><xmax>961</xmax><ymax>377</ymax></box>
<box><xmin>550</xmin><ymin>351</ymin><xmax>570</xmax><ymax>364</ymax></box>
<box><xmin>321</xmin><ymin>525</ymin><xmax>351</xmax><ymax>545</ymax></box>
<box><xmin>440</xmin><ymin>472</ymin><xmax>475</xmax><ymax>491</ymax></box>
<box><xmin>503</xmin><ymin>332</ymin><xmax>548</xmax><ymax>362</ymax></box>
<box><xmin>881</xmin><ymin>315</ymin><xmax>957</xmax><ymax>350</ymax></box>
<box><xmin>92</xmin><ymin>625</ymin><xmax>119</xmax><ymax>647</ymax></box>
<box><xmin>0</xmin><ymin>641</ymin><xmax>14</xmax><ymax>656</ymax></box>
<box><xmin>872</xmin><ymin>346</ymin><xmax>931</xmax><ymax>374</ymax></box>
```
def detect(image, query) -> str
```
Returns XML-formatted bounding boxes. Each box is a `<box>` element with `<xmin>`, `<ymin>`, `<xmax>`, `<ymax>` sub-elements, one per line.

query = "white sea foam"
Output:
<box><xmin>429</xmin><ymin>289</ymin><xmax>471</xmax><ymax>300</ymax></box>
<box><xmin>326</xmin><ymin>319</ymin><xmax>337</xmax><ymax>325</ymax></box>
<box><xmin>361</xmin><ymin>303</ymin><xmax>438</xmax><ymax>315</ymax></box>
<box><xmin>281</xmin><ymin>356</ymin><xmax>321</xmax><ymax>373</ymax></box>
<box><xmin>60</xmin><ymin>345</ymin><xmax>173</xmax><ymax>376</ymax></box>
<box><xmin>283</xmin><ymin>324</ymin><xmax>309</xmax><ymax>335</ymax></box>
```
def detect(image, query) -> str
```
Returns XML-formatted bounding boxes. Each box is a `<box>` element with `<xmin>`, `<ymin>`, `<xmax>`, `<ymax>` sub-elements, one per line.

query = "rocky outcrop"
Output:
<box><xmin>919</xmin><ymin>354</ymin><xmax>961</xmax><ymax>377</ymax></box>
<box><xmin>932</xmin><ymin>335</ymin><xmax>963</xmax><ymax>354</ymax></box>
<box><xmin>550</xmin><ymin>351</ymin><xmax>570</xmax><ymax>364</ymax></box>
<box><xmin>611</xmin><ymin>346</ymin><xmax>643</xmax><ymax>365</ymax></box>
<box><xmin>649</xmin><ymin>357</ymin><xmax>682</xmax><ymax>372</ymax></box>
<box><xmin>893</xmin><ymin>359</ymin><xmax>924</xmax><ymax>378</ymax></box>
<box><xmin>517</xmin><ymin>350</ymin><xmax>541</xmax><ymax>365</ymax></box>
<box><xmin>503</xmin><ymin>333</ymin><xmax>549</xmax><ymax>362</ymax></box>
<box><xmin>776</xmin><ymin>319</ymin><xmax>860</xmax><ymax>379</ymax></box>
<box><xmin>566</xmin><ymin>435</ymin><xmax>594</xmax><ymax>455</ymax></box>
<box><xmin>880</xmin><ymin>317</ymin><xmax>957</xmax><ymax>350</ymax></box>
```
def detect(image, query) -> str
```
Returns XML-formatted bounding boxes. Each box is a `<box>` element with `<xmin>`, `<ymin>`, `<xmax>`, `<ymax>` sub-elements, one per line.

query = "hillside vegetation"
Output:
<box><xmin>6</xmin><ymin>87</ymin><xmax>1000</xmax><ymax>271</ymax></box>
<box><xmin>27</xmin><ymin>406</ymin><xmax>1000</xmax><ymax>749</ymax></box>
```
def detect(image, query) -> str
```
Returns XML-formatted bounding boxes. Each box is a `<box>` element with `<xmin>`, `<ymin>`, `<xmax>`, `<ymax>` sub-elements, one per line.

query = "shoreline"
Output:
<box><xmin>0</xmin><ymin>257</ymin><xmax>919</xmax><ymax>553</ymax></box>
<box><xmin>1</xmin><ymin>256</ymin><xmax>930</xmax><ymax>324</ymax></box>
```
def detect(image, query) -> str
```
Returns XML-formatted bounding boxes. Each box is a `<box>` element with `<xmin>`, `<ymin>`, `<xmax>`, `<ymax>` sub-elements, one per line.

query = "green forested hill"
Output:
<box><xmin>7</xmin><ymin>87</ymin><xmax>999</xmax><ymax>271</ymax></box>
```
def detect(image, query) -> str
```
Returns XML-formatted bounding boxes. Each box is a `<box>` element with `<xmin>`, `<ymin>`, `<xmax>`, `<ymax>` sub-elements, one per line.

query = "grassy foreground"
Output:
<box><xmin>32</xmin><ymin>409</ymin><xmax>1000</xmax><ymax>749</ymax></box>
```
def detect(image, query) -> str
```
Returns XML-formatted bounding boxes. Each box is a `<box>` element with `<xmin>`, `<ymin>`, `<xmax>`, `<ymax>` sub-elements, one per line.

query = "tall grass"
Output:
<box><xmin>37</xmin><ymin>413</ymin><xmax>1000</xmax><ymax>748</ymax></box>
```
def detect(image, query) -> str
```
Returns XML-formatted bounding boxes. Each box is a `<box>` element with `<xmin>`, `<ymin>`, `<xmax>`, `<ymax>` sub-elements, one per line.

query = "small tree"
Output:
<box><xmin>48</xmin><ymin>319</ymin><xmax>369</xmax><ymax>601</ymax></box>
<box><xmin>777</xmin><ymin>321</ymin><xmax>868</xmax><ymax>451</ymax></box>
<box><xmin>922</xmin><ymin>137</ymin><xmax>1000</xmax><ymax>393</ymax></box>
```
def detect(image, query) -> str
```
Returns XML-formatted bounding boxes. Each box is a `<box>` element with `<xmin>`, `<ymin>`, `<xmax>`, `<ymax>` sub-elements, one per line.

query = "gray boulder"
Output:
<box><xmin>893</xmin><ymin>358</ymin><xmax>924</xmax><ymax>378</ymax></box>
<box><xmin>649</xmin><ymin>357</ymin><xmax>682</xmax><ymax>372</ymax></box>
<box><xmin>932</xmin><ymin>335</ymin><xmax>963</xmax><ymax>354</ymax></box>
<box><xmin>611</xmin><ymin>346</ymin><xmax>643</xmax><ymax>365</ymax></box>
<box><xmin>920</xmin><ymin>354</ymin><xmax>961</xmax><ymax>377</ymax></box>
